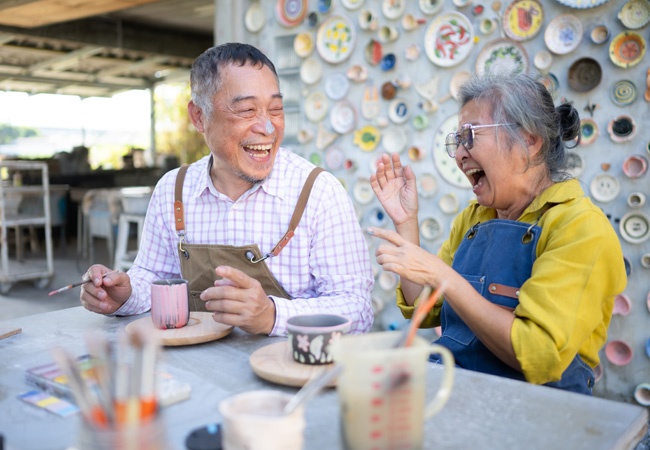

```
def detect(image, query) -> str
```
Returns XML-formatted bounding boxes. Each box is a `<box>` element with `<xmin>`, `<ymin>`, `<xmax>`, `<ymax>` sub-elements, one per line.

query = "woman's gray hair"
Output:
<box><xmin>190</xmin><ymin>42</ymin><xmax>279</xmax><ymax>118</ymax></box>
<box><xmin>457</xmin><ymin>73</ymin><xmax>580</xmax><ymax>181</ymax></box>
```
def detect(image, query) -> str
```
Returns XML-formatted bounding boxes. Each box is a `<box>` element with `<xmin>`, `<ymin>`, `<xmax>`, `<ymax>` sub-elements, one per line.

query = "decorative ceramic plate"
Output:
<box><xmin>324</xmin><ymin>146</ymin><xmax>345</xmax><ymax>171</ymax></box>
<box><xmin>565</xmin><ymin>152</ymin><xmax>585</xmax><ymax>178</ymax></box>
<box><xmin>439</xmin><ymin>193</ymin><xmax>459</xmax><ymax>214</ymax></box>
<box><xmin>388</xmin><ymin>98</ymin><xmax>410</xmax><ymax>124</ymax></box>
<box><xmin>420</xmin><ymin>216</ymin><xmax>444</xmax><ymax>241</ymax></box>
<box><xmin>608</xmin><ymin>114</ymin><xmax>637</xmax><ymax>143</ymax></box>
<box><xmin>353</xmin><ymin>125</ymin><xmax>381</xmax><ymax>151</ymax></box>
<box><xmin>245</xmin><ymin>2</ymin><xmax>266</xmax><ymax>33</ymax></box>
<box><xmin>611</xmin><ymin>80</ymin><xmax>638</xmax><ymax>106</ymax></box>
<box><xmin>432</xmin><ymin>114</ymin><xmax>472</xmax><ymax>189</ymax></box>
<box><xmin>294</xmin><ymin>32</ymin><xmax>314</xmax><ymax>58</ymax></box>
<box><xmin>382</xmin><ymin>0</ymin><xmax>406</xmax><ymax>19</ymax></box>
<box><xmin>619</xmin><ymin>212</ymin><xmax>650</xmax><ymax>244</ymax></box>
<box><xmin>544</xmin><ymin>14</ymin><xmax>583</xmax><ymax>55</ymax></box>
<box><xmin>352</xmin><ymin>178</ymin><xmax>374</xmax><ymax>205</ymax></box>
<box><xmin>341</xmin><ymin>0</ymin><xmax>365</xmax><ymax>10</ymax></box>
<box><xmin>382</xmin><ymin>127</ymin><xmax>408</xmax><ymax>153</ymax></box>
<box><xmin>589</xmin><ymin>173</ymin><xmax>620</xmax><ymax>203</ymax></box>
<box><xmin>579</xmin><ymin>118</ymin><xmax>599</xmax><ymax>145</ymax></box>
<box><xmin>424</xmin><ymin>11</ymin><xmax>474</xmax><ymax>67</ymax></box>
<box><xmin>618</xmin><ymin>0</ymin><xmax>650</xmax><ymax>29</ymax></box>
<box><xmin>475</xmin><ymin>38</ymin><xmax>529</xmax><ymax>76</ymax></box>
<box><xmin>533</xmin><ymin>49</ymin><xmax>553</xmax><ymax>72</ymax></box>
<box><xmin>553</xmin><ymin>0</ymin><xmax>609</xmax><ymax>8</ymax></box>
<box><xmin>329</xmin><ymin>100</ymin><xmax>357</xmax><ymax>134</ymax></box>
<box><xmin>609</xmin><ymin>32</ymin><xmax>646</xmax><ymax>69</ymax></box>
<box><xmin>300</xmin><ymin>56</ymin><xmax>322</xmax><ymax>85</ymax></box>
<box><xmin>324</xmin><ymin>72</ymin><xmax>350</xmax><ymax>100</ymax></box>
<box><xmin>567</xmin><ymin>57</ymin><xmax>602</xmax><ymax>92</ymax></box>
<box><xmin>503</xmin><ymin>0</ymin><xmax>544</xmax><ymax>42</ymax></box>
<box><xmin>275</xmin><ymin>0</ymin><xmax>309</xmax><ymax>27</ymax></box>
<box><xmin>364</xmin><ymin>39</ymin><xmax>383</xmax><ymax>66</ymax></box>
<box><xmin>418</xmin><ymin>172</ymin><xmax>439</xmax><ymax>198</ymax></box>
<box><xmin>304</xmin><ymin>91</ymin><xmax>329</xmax><ymax>123</ymax></box>
<box><xmin>419</xmin><ymin>0</ymin><xmax>444</xmax><ymax>15</ymax></box>
<box><xmin>317</xmin><ymin>15</ymin><xmax>356</xmax><ymax>64</ymax></box>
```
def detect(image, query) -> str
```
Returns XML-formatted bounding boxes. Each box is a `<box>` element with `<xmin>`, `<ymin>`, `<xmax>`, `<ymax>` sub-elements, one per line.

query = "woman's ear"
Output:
<box><xmin>188</xmin><ymin>101</ymin><xmax>205</xmax><ymax>133</ymax></box>
<box><xmin>525</xmin><ymin>132</ymin><xmax>543</xmax><ymax>156</ymax></box>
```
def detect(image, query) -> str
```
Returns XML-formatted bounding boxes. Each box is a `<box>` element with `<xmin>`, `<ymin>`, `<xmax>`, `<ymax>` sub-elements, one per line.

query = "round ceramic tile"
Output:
<box><xmin>579</xmin><ymin>118</ymin><xmax>598</xmax><ymax>146</ymax></box>
<box><xmin>324</xmin><ymin>146</ymin><xmax>345</xmax><ymax>171</ymax></box>
<box><xmin>294</xmin><ymin>32</ymin><xmax>314</xmax><ymax>58</ymax></box>
<box><xmin>609</xmin><ymin>31</ymin><xmax>646</xmax><ymax>69</ymax></box>
<box><xmin>245</xmin><ymin>2</ymin><xmax>266</xmax><ymax>33</ymax></box>
<box><xmin>353</xmin><ymin>125</ymin><xmax>381</xmax><ymax>152</ymax></box>
<box><xmin>567</xmin><ymin>57</ymin><xmax>602</xmax><ymax>92</ymax></box>
<box><xmin>382</xmin><ymin>127</ymin><xmax>407</xmax><ymax>154</ymax></box>
<box><xmin>324</xmin><ymin>73</ymin><xmax>350</xmax><ymax>101</ymax></box>
<box><xmin>419</xmin><ymin>0</ymin><xmax>444</xmax><ymax>15</ymax></box>
<box><xmin>300</xmin><ymin>56</ymin><xmax>322</xmax><ymax>85</ymax></box>
<box><xmin>388</xmin><ymin>99</ymin><xmax>410</xmax><ymax>125</ymax></box>
<box><xmin>352</xmin><ymin>178</ymin><xmax>374</xmax><ymax>205</ymax></box>
<box><xmin>544</xmin><ymin>14</ymin><xmax>583</xmax><ymax>55</ymax></box>
<box><xmin>316</xmin><ymin>15</ymin><xmax>356</xmax><ymax>64</ymax></box>
<box><xmin>476</xmin><ymin>38</ymin><xmax>529</xmax><ymax>76</ymax></box>
<box><xmin>418</xmin><ymin>172</ymin><xmax>438</xmax><ymax>198</ymax></box>
<box><xmin>329</xmin><ymin>100</ymin><xmax>357</xmax><ymax>135</ymax></box>
<box><xmin>304</xmin><ymin>91</ymin><xmax>329</xmax><ymax>123</ymax></box>
<box><xmin>619</xmin><ymin>211</ymin><xmax>650</xmax><ymax>244</ymax></box>
<box><xmin>589</xmin><ymin>173</ymin><xmax>620</xmax><ymax>203</ymax></box>
<box><xmin>503</xmin><ymin>0</ymin><xmax>544</xmax><ymax>42</ymax></box>
<box><xmin>439</xmin><ymin>193</ymin><xmax>459</xmax><ymax>215</ymax></box>
<box><xmin>611</xmin><ymin>80</ymin><xmax>638</xmax><ymax>106</ymax></box>
<box><xmin>424</xmin><ymin>11</ymin><xmax>474</xmax><ymax>67</ymax></box>
<box><xmin>420</xmin><ymin>216</ymin><xmax>444</xmax><ymax>241</ymax></box>
<box><xmin>382</xmin><ymin>0</ymin><xmax>406</xmax><ymax>19</ymax></box>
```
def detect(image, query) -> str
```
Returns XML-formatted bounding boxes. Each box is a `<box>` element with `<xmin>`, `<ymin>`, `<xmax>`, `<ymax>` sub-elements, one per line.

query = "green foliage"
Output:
<box><xmin>0</xmin><ymin>124</ymin><xmax>40</xmax><ymax>145</ymax></box>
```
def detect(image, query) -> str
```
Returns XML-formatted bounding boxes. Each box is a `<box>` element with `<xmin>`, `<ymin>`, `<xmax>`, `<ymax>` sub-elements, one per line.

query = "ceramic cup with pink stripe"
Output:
<box><xmin>151</xmin><ymin>279</ymin><xmax>190</xmax><ymax>329</ymax></box>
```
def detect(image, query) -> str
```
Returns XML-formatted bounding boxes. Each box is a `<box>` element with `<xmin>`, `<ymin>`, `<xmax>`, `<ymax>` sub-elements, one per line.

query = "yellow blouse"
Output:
<box><xmin>397</xmin><ymin>179</ymin><xmax>626</xmax><ymax>384</ymax></box>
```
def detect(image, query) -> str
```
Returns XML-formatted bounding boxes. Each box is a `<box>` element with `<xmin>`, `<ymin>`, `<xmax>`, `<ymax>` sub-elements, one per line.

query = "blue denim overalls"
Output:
<box><xmin>432</xmin><ymin>219</ymin><xmax>595</xmax><ymax>395</ymax></box>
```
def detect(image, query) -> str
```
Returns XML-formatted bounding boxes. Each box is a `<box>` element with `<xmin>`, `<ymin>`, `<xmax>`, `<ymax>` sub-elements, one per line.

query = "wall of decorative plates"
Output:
<box><xmin>238</xmin><ymin>0</ymin><xmax>650</xmax><ymax>403</ymax></box>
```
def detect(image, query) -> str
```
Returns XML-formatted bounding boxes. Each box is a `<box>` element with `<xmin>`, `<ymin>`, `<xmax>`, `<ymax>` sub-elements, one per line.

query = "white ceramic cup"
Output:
<box><xmin>219</xmin><ymin>390</ymin><xmax>305</xmax><ymax>450</ymax></box>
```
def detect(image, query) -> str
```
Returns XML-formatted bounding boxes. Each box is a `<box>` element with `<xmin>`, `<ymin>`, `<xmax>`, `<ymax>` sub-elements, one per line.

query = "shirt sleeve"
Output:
<box><xmin>269</xmin><ymin>175</ymin><xmax>374</xmax><ymax>336</ymax></box>
<box><xmin>512</xmin><ymin>206</ymin><xmax>627</xmax><ymax>384</ymax></box>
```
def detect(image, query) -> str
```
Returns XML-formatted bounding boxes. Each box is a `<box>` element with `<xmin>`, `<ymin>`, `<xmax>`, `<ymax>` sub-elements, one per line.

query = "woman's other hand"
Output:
<box><xmin>370</xmin><ymin>153</ymin><xmax>419</xmax><ymax>228</ymax></box>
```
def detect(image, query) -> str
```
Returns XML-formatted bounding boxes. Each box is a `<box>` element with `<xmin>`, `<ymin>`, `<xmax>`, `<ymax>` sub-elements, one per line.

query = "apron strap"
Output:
<box><xmin>173</xmin><ymin>164</ymin><xmax>325</xmax><ymax>258</ymax></box>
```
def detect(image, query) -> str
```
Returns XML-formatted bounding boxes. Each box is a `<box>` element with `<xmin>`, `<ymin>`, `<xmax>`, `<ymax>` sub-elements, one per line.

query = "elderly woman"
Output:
<box><xmin>369</xmin><ymin>73</ymin><xmax>626</xmax><ymax>394</ymax></box>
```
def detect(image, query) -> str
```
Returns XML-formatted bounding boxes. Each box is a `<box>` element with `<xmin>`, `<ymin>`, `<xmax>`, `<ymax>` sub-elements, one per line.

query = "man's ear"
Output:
<box><xmin>188</xmin><ymin>101</ymin><xmax>205</xmax><ymax>133</ymax></box>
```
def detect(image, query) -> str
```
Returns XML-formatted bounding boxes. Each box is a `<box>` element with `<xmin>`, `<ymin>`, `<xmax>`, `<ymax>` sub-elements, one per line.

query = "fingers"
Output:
<box><xmin>365</xmin><ymin>227</ymin><xmax>404</xmax><ymax>246</ymax></box>
<box><xmin>214</xmin><ymin>266</ymin><xmax>254</xmax><ymax>289</ymax></box>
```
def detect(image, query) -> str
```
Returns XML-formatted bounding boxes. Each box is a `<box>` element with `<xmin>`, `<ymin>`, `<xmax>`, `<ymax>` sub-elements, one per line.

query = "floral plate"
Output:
<box><xmin>503</xmin><ymin>0</ymin><xmax>544</xmax><ymax>42</ymax></box>
<box><xmin>544</xmin><ymin>14</ymin><xmax>582</xmax><ymax>55</ymax></box>
<box><xmin>317</xmin><ymin>15</ymin><xmax>356</xmax><ymax>64</ymax></box>
<box><xmin>424</xmin><ymin>11</ymin><xmax>474</xmax><ymax>67</ymax></box>
<box><xmin>476</xmin><ymin>38</ymin><xmax>529</xmax><ymax>76</ymax></box>
<box><xmin>609</xmin><ymin>31</ymin><xmax>646</xmax><ymax>69</ymax></box>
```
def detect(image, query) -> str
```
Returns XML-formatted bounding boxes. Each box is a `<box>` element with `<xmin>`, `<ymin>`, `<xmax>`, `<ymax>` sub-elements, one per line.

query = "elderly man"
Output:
<box><xmin>81</xmin><ymin>42</ymin><xmax>374</xmax><ymax>336</ymax></box>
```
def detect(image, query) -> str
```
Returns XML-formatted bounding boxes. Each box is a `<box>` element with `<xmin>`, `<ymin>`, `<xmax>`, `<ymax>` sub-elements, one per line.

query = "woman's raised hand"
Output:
<box><xmin>370</xmin><ymin>153</ymin><xmax>419</xmax><ymax>227</ymax></box>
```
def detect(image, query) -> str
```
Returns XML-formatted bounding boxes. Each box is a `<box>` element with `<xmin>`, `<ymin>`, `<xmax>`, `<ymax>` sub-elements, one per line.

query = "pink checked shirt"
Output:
<box><xmin>114</xmin><ymin>148</ymin><xmax>374</xmax><ymax>335</ymax></box>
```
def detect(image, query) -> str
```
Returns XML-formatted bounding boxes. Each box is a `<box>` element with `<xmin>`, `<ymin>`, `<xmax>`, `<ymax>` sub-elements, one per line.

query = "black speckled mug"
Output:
<box><xmin>286</xmin><ymin>314</ymin><xmax>351</xmax><ymax>365</ymax></box>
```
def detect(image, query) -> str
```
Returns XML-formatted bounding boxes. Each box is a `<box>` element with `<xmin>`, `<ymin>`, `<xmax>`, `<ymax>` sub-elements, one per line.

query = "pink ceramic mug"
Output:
<box><xmin>151</xmin><ymin>279</ymin><xmax>190</xmax><ymax>330</ymax></box>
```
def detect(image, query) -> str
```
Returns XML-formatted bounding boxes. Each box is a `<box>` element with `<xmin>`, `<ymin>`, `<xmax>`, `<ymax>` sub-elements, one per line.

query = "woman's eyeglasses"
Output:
<box><xmin>445</xmin><ymin>123</ymin><xmax>515</xmax><ymax>157</ymax></box>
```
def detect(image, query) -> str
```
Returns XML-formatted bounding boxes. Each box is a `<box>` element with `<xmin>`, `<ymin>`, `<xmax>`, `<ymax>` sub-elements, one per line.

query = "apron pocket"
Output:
<box><xmin>441</xmin><ymin>274</ymin><xmax>485</xmax><ymax>347</ymax></box>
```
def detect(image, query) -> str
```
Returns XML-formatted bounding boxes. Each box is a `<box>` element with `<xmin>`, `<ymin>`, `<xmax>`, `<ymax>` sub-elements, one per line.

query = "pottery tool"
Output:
<box><xmin>0</xmin><ymin>326</ymin><xmax>22</xmax><ymax>341</ymax></box>
<box><xmin>403</xmin><ymin>283</ymin><xmax>446</xmax><ymax>348</ymax></box>
<box><xmin>48</xmin><ymin>271</ymin><xmax>119</xmax><ymax>296</ymax></box>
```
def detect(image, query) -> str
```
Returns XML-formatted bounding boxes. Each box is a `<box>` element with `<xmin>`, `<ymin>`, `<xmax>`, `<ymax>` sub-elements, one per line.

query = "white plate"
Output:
<box><xmin>418</xmin><ymin>172</ymin><xmax>438</xmax><ymax>198</ymax></box>
<box><xmin>316</xmin><ymin>15</ymin><xmax>356</xmax><ymax>64</ymax></box>
<box><xmin>589</xmin><ymin>173</ymin><xmax>620</xmax><ymax>203</ymax></box>
<box><xmin>544</xmin><ymin>14</ymin><xmax>582</xmax><ymax>55</ymax></box>
<box><xmin>382</xmin><ymin>127</ymin><xmax>408</xmax><ymax>154</ymax></box>
<box><xmin>304</xmin><ymin>91</ymin><xmax>329</xmax><ymax>123</ymax></box>
<box><xmin>419</xmin><ymin>0</ymin><xmax>444</xmax><ymax>15</ymax></box>
<box><xmin>378</xmin><ymin>271</ymin><xmax>398</xmax><ymax>291</ymax></box>
<box><xmin>619</xmin><ymin>211</ymin><xmax>650</xmax><ymax>244</ymax></box>
<box><xmin>388</xmin><ymin>98</ymin><xmax>410</xmax><ymax>124</ymax></box>
<box><xmin>476</xmin><ymin>38</ymin><xmax>529</xmax><ymax>76</ymax></box>
<box><xmin>565</xmin><ymin>152</ymin><xmax>584</xmax><ymax>178</ymax></box>
<box><xmin>439</xmin><ymin>193</ymin><xmax>459</xmax><ymax>215</ymax></box>
<box><xmin>352</xmin><ymin>178</ymin><xmax>374</xmax><ymax>205</ymax></box>
<box><xmin>324</xmin><ymin>146</ymin><xmax>345</xmax><ymax>171</ymax></box>
<box><xmin>553</xmin><ymin>0</ymin><xmax>609</xmax><ymax>8</ymax></box>
<box><xmin>300</xmin><ymin>56</ymin><xmax>322</xmax><ymax>85</ymax></box>
<box><xmin>382</xmin><ymin>0</ymin><xmax>406</xmax><ymax>19</ymax></box>
<box><xmin>324</xmin><ymin>72</ymin><xmax>350</xmax><ymax>101</ymax></box>
<box><xmin>533</xmin><ymin>49</ymin><xmax>553</xmax><ymax>72</ymax></box>
<box><xmin>329</xmin><ymin>100</ymin><xmax>357</xmax><ymax>134</ymax></box>
<box><xmin>341</xmin><ymin>0</ymin><xmax>365</xmax><ymax>10</ymax></box>
<box><xmin>424</xmin><ymin>11</ymin><xmax>474</xmax><ymax>67</ymax></box>
<box><xmin>420</xmin><ymin>216</ymin><xmax>444</xmax><ymax>241</ymax></box>
<box><xmin>618</xmin><ymin>0</ymin><xmax>650</xmax><ymax>29</ymax></box>
<box><xmin>245</xmin><ymin>2</ymin><xmax>266</xmax><ymax>33</ymax></box>
<box><xmin>294</xmin><ymin>32</ymin><xmax>314</xmax><ymax>58</ymax></box>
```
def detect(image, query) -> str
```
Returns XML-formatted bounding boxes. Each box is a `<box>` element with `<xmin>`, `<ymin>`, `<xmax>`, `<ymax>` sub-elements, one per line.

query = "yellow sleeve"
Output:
<box><xmin>512</xmin><ymin>203</ymin><xmax>626</xmax><ymax>384</ymax></box>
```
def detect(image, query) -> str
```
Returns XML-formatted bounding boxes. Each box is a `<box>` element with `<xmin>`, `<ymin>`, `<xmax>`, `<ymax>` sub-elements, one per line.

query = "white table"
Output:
<box><xmin>0</xmin><ymin>307</ymin><xmax>647</xmax><ymax>450</ymax></box>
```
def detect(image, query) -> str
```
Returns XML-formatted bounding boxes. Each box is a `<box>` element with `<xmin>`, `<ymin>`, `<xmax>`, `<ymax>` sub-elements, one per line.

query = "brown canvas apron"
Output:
<box><xmin>173</xmin><ymin>165</ymin><xmax>324</xmax><ymax>312</ymax></box>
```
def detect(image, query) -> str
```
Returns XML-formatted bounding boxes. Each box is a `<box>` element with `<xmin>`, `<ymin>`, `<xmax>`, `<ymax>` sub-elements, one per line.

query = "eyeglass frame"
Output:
<box><xmin>445</xmin><ymin>123</ymin><xmax>516</xmax><ymax>158</ymax></box>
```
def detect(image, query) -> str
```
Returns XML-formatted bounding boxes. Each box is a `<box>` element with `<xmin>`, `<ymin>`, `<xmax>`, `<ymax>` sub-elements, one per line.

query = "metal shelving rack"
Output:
<box><xmin>0</xmin><ymin>161</ymin><xmax>53</xmax><ymax>294</ymax></box>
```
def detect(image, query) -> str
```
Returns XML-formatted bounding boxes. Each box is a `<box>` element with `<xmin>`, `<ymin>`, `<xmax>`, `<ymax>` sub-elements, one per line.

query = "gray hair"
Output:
<box><xmin>457</xmin><ymin>73</ymin><xmax>580</xmax><ymax>181</ymax></box>
<box><xmin>190</xmin><ymin>42</ymin><xmax>279</xmax><ymax>118</ymax></box>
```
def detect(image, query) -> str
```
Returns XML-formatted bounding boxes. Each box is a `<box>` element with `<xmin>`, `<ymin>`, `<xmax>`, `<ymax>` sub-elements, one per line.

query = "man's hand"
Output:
<box><xmin>80</xmin><ymin>264</ymin><xmax>132</xmax><ymax>314</ymax></box>
<box><xmin>200</xmin><ymin>266</ymin><xmax>276</xmax><ymax>335</ymax></box>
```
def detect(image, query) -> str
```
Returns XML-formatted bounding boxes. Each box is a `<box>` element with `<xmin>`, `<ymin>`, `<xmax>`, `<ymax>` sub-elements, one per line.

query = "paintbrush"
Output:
<box><xmin>48</xmin><ymin>270</ymin><xmax>119</xmax><ymax>296</ymax></box>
